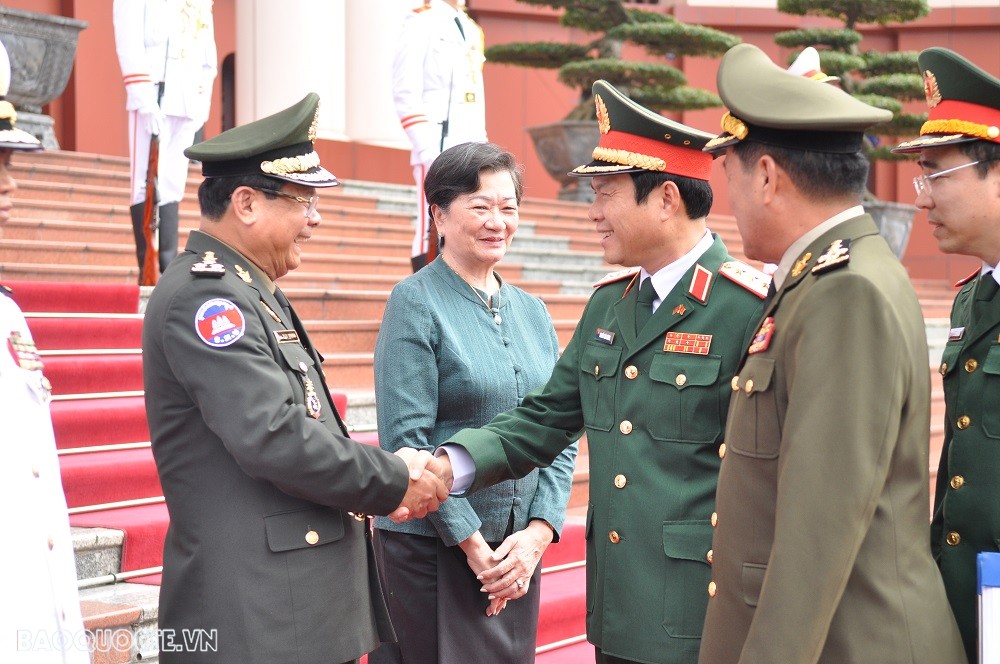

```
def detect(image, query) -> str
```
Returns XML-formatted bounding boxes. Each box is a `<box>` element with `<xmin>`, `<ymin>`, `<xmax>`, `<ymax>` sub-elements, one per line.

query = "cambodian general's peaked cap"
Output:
<box><xmin>705</xmin><ymin>44</ymin><xmax>891</xmax><ymax>154</ymax></box>
<box><xmin>185</xmin><ymin>92</ymin><xmax>339</xmax><ymax>187</ymax></box>
<box><xmin>893</xmin><ymin>47</ymin><xmax>1000</xmax><ymax>153</ymax></box>
<box><xmin>569</xmin><ymin>80</ymin><xmax>715</xmax><ymax>181</ymax></box>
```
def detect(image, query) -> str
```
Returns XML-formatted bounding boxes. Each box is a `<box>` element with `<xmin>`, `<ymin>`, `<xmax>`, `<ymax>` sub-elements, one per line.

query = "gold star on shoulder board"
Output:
<box><xmin>791</xmin><ymin>252</ymin><xmax>812</xmax><ymax>278</ymax></box>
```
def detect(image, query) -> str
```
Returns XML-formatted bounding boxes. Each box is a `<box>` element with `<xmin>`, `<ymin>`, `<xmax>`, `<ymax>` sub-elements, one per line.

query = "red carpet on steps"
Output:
<box><xmin>70</xmin><ymin>503</ymin><xmax>169</xmax><ymax>574</ymax></box>
<box><xmin>59</xmin><ymin>448</ymin><xmax>162</xmax><ymax>508</ymax></box>
<box><xmin>45</xmin><ymin>354</ymin><xmax>143</xmax><ymax>395</ymax></box>
<box><xmin>7</xmin><ymin>281</ymin><xmax>140</xmax><ymax>313</ymax></box>
<box><xmin>30</xmin><ymin>316</ymin><xmax>143</xmax><ymax>350</ymax></box>
<box><xmin>51</xmin><ymin>396</ymin><xmax>149</xmax><ymax>449</ymax></box>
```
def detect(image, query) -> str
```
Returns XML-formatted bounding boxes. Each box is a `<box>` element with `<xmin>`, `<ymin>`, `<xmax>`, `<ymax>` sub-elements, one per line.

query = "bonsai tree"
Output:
<box><xmin>774</xmin><ymin>0</ymin><xmax>930</xmax><ymax>161</ymax></box>
<box><xmin>485</xmin><ymin>0</ymin><xmax>742</xmax><ymax>120</ymax></box>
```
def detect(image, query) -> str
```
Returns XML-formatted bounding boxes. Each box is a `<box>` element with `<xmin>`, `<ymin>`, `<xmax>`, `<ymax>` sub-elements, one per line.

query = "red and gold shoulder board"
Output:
<box><xmin>954</xmin><ymin>269</ymin><xmax>980</xmax><ymax>288</ymax></box>
<box><xmin>593</xmin><ymin>267</ymin><xmax>641</xmax><ymax>289</ymax></box>
<box><xmin>719</xmin><ymin>260</ymin><xmax>769</xmax><ymax>299</ymax></box>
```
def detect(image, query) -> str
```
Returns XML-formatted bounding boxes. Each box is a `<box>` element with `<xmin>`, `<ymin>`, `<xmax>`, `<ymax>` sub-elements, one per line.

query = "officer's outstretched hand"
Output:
<box><xmin>387</xmin><ymin>449</ymin><xmax>452</xmax><ymax>523</ymax></box>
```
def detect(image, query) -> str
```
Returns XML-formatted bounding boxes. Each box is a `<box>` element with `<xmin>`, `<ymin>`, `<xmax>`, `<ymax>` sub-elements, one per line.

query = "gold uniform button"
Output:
<box><xmin>676</xmin><ymin>373</ymin><xmax>687</xmax><ymax>386</ymax></box>
<box><xmin>614</xmin><ymin>474</ymin><xmax>627</xmax><ymax>489</ymax></box>
<box><xmin>731</xmin><ymin>376</ymin><xmax>739</xmax><ymax>391</ymax></box>
<box><xmin>619</xmin><ymin>420</ymin><xmax>633</xmax><ymax>435</ymax></box>
<box><xmin>957</xmin><ymin>415</ymin><xmax>971</xmax><ymax>430</ymax></box>
<box><xmin>939</xmin><ymin>362</ymin><xmax>947</xmax><ymax>376</ymax></box>
<box><xmin>946</xmin><ymin>531</ymin><xmax>961</xmax><ymax>546</ymax></box>
<box><xmin>706</xmin><ymin>549</ymin><xmax>713</xmax><ymax>564</ymax></box>
<box><xmin>594</xmin><ymin>365</ymin><xmax>600</xmax><ymax>376</ymax></box>
<box><xmin>950</xmin><ymin>475</ymin><xmax>965</xmax><ymax>490</ymax></box>
<box><xmin>744</xmin><ymin>378</ymin><xmax>754</xmax><ymax>394</ymax></box>
<box><xmin>609</xmin><ymin>531</ymin><xmax>621</xmax><ymax>544</ymax></box>
<box><xmin>707</xmin><ymin>581</ymin><xmax>717</xmax><ymax>597</ymax></box>
<box><xmin>965</xmin><ymin>359</ymin><xmax>978</xmax><ymax>373</ymax></box>
<box><xmin>718</xmin><ymin>443</ymin><xmax>727</xmax><ymax>459</ymax></box>
<box><xmin>625</xmin><ymin>365</ymin><xmax>638</xmax><ymax>380</ymax></box>
<box><xmin>32</xmin><ymin>466</ymin><xmax>40</xmax><ymax>478</ymax></box>
<box><xmin>305</xmin><ymin>530</ymin><xmax>320</xmax><ymax>545</ymax></box>
<box><xmin>48</xmin><ymin>536</ymin><xmax>55</xmax><ymax>550</ymax></box>
<box><xmin>711</xmin><ymin>512</ymin><xmax>718</xmax><ymax>527</ymax></box>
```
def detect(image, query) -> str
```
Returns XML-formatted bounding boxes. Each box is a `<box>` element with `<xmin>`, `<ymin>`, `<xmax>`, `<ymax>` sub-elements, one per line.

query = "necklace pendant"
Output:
<box><xmin>493</xmin><ymin>312</ymin><xmax>502</xmax><ymax>325</ymax></box>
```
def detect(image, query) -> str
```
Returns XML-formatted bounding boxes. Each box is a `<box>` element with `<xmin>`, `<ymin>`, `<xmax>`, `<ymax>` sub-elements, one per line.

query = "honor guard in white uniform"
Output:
<box><xmin>113</xmin><ymin>0</ymin><xmax>217</xmax><ymax>276</ymax></box>
<box><xmin>392</xmin><ymin>0</ymin><xmax>488</xmax><ymax>271</ymax></box>
<box><xmin>0</xmin><ymin>40</ymin><xmax>90</xmax><ymax>664</ymax></box>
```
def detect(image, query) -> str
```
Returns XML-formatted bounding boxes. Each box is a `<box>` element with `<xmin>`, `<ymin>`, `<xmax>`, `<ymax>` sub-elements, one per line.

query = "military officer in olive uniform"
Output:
<box><xmin>699</xmin><ymin>44</ymin><xmax>966</xmax><ymax>663</ymax></box>
<box><xmin>142</xmin><ymin>93</ymin><xmax>449</xmax><ymax>664</ymax></box>
<box><xmin>432</xmin><ymin>81</ymin><xmax>767</xmax><ymax>664</ymax></box>
<box><xmin>894</xmin><ymin>48</ymin><xmax>1000</xmax><ymax>663</ymax></box>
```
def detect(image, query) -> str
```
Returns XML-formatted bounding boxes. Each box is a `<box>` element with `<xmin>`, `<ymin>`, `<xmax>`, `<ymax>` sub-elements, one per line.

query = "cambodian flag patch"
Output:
<box><xmin>195</xmin><ymin>298</ymin><xmax>246</xmax><ymax>348</ymax></box>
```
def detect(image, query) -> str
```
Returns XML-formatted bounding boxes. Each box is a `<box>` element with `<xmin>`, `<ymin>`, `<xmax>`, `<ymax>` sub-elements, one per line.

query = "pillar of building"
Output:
<box><xmin>234</xmin><ymin>0</ymin><xmax>347</xmax><ymax>139</ymax></box>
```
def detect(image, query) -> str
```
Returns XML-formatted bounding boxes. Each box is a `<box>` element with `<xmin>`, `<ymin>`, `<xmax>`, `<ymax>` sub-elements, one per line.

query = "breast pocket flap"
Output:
<box><xmin>650</xmin><ymin>354</ymin><xmax>721</xmax><ymax>389</ymax></box>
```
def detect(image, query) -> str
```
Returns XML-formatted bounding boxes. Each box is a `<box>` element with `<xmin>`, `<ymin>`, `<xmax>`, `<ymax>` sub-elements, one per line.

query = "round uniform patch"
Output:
<box><xmin>194</xmin><ymin>298</ymin><xmax>246</xmax><ymax>348</ymax></box>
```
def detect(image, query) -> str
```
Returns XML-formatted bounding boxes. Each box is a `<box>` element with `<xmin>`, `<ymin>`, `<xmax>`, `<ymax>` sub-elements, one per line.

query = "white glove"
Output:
<box><xmin>126</xmin><ymin>81</ymin><xmax>162</xmax><ymax>136</ymax></box>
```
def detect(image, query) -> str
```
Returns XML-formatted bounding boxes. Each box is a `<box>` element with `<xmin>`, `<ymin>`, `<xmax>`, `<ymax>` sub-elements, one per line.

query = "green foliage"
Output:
<box><xmin>775</xmin><ymin>28</ymin><xmax>861</xmax><ymax>49</ymax></box>
<box><xmin>485</xmin><ymin>42</ymin><xmax>591</xmax><ymax>70</ymax></box>
<box><xmin>561</xmin><ymin>2</ymin><xmax>629</xmax><ymax>32</ymax></box>
<box><xmin>775</xmin><ymin>0</ymin><xmax>929</xmax><ymax>167</ymax></box>
<box><xmin>559</xmin><ymin>59</ymin><xmax>686</xmax><ymax>90</ymax></box>
<box><xmin>856</xmin><ymin>73</ymin><xmax>924</xmax><ymax>101</ymax></box>
<box><xmin>483</xmin><ymin>0</ymin><xmax>741</xmax><ymax>119</ymax></box>
<box><xmin>606</xmin><ymin>22</ymin><xmax>741</xmax><ymax>57</ymax></box>
<box><xmin>777</xmin><ymin>0</ymin><xmax>929</xmax><ymax>27</ymax></box>
<box><xmin>863</xmin><ymin>51</ymin><xmax>920</xmax><ymax>75</ymax></box>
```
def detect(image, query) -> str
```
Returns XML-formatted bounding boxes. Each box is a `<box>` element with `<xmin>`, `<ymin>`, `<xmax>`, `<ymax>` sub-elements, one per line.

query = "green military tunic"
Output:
<box><xmin>934</xmin><ymin>269</ymin><xmax>1000</xmax><ymax>662</ymax></box>
<box><xmin>700</xmin><ymin>216</ymin><xmax>966</xmax><ymax>664</ymax></box>
<box><xmin>449</xmin><ymin>235</ymin><xmax>764</xmax><ymax>664</ymax></box>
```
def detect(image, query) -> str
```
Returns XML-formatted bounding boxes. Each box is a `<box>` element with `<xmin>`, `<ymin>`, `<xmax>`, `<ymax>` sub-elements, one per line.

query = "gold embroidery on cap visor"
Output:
<box><xmin>585</xmin><ymin>146</ymin><xmax>666</xmax><ymax>172</ymax></box>
<box><xmin>923</xmin><ymin>70</ymin><xmax>942</xmax><ymax>108</ymax></box>
<box><xmin>704</xmin><ymin>112</ymin><xmax>749</xmax><ymax>150</ymax></box>
<box><xmin>596</xmin><ymin>94</ymin><xmax>611</xmax><ymax>135</ymax></box>
<box><xmin>921</xmin><ymin>119</ymin><xmax>1000</xmax><ymax>140</ymax></box>
<box><xmin>260</xmin><ymin>151</ymin><xmax>321</xmax><ymax>176</ymax></box>
<box><xmin>894</xmin><ymin>133</ymin><xmax>968</xmax><ymax>150</ymax></box>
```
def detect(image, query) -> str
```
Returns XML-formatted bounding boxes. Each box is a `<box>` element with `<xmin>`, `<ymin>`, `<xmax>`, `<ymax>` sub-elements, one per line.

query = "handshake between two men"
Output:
<box><xmin>387</xmin><ymin>447</ymin><xmax>457</xmax><ymax>523</ymax></box>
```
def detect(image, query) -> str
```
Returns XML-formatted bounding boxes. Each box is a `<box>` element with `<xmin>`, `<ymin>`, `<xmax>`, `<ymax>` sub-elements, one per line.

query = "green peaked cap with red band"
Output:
<box><xmin>893</xmin><ymin>47</ymin><xmax>1000</xmax><ymax>153</ymax></box>
<box><xmin>569</xmin><ymin>80</ymin><xmax>715</xmax><ymax>181</ymax></box>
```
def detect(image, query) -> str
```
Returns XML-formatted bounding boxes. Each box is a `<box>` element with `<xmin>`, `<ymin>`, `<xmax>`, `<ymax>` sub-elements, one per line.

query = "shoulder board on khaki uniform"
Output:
<box><xmin>719</xmin><ymin>260</ymin><xmax>769</xmax><ymax>299</ymax></box>
<box><xmin>413</xmin><ymin>3</ymin><xmax>432</xmax><ymax>13</ymax></box>
<box><xmin>191</xmin><ymin>250</ymin><xmax>227</xmax><ymax>278</ymax></box>
<box><xmin>811</xmin><ymin>239</ymin><xmax>851</xmax><ymax>275</ymax></box>
<box><xmin>0</xmin><ymin>284</ymin><xmax>12</xmax><ymax>297</ymax></box>
<box><xmin>954</xmin><ymin>268</ymin><xmax>980</xmax><ymax>288</ymax></box>
<box><xmin>593</xmin><ymin>267</ymin><xmax>641</xmax><ymax>288</ymax></box>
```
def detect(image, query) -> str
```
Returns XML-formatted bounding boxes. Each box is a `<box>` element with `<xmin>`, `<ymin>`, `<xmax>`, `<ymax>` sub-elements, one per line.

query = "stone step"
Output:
<box><xmin>80</xmin><ymin>582</ymin><xmax>161</xmax><ymax>664</ymax></box>
<box><xmin>73</xmin><ymin>527</ymin><xmax>125</xmax><ymax>581</ymax></box>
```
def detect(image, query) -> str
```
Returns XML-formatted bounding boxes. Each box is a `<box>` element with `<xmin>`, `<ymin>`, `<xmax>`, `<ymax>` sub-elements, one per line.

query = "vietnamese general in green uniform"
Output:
<box><xmin>894</xmin><ymin>47</ymin><xmax>1000</xmax><ymax>663</ymax></box>
<box><xmin>432</xmin><ymin>81</ymin><xmax>767</xmax><ymax>664</ymax></box>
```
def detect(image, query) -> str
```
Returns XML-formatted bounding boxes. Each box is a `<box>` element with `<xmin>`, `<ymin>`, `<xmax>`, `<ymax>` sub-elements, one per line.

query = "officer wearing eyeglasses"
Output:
<box><xmin>141</xmin><ymin>93</ymin><xmax>451</xmax><ymax>664</ymax></box>
<box><xmin>894</xmin><ymin>47</ymin><xmax>1000</xmax><ymax>664</ymax></box>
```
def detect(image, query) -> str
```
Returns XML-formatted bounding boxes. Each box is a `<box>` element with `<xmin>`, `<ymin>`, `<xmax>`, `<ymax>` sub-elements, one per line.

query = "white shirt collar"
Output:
<box><xmin>773</xmin><ymin>205</ymin><xmax>864</xmax><ymax>290</ymax></box>
<box><xmin>640</xmin><ymin>229</ymin><xmax>715</xmax><ymax>312</ymax></box>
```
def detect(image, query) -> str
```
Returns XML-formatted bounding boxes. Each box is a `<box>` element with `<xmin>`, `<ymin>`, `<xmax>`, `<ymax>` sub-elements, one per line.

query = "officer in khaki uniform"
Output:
<box><xmin>435</xmin><ymin>81</ymin><xmax>767</xmax><ymax>664</ymax></box>
<box><xmin>142</xmin><ymin>93</ymin><xmax>449</xmax><ymax>664</ymax></box>
<box><xmin>699</xmin><ymin>44</ymin><xmax>966</xmax><ymax>663</ymax></box>
<box><xmin>894</xmin><ymin>48</ymin><xmax>1000</xmax><ymax>663</ymax></box>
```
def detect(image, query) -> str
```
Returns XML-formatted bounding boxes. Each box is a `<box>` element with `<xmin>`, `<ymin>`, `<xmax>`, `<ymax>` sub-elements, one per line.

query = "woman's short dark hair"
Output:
<box><xmin>732</xmin><ymin>140</ymin><xmax>870</xmax><ymax>201</ymax></box>
<box><xmin>424</xmin><ymin>142</ymin><xmax>524</xmax><ymax>221</ymax></box>
<box><xmin>629</xmin><ymin>170</ymin><xmax>714</xmax><ymax>219</ymax></box>
<box><xmin>197</xmin><ymin>173</ymin><xmax>283</xmax><ymax>220</ymax></box>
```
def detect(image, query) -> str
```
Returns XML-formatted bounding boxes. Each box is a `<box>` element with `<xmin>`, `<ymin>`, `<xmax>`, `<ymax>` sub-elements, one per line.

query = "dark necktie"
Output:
<box><xmin>635</xmin><ymin>277</ymin><xmax>656</xmax><ymax>334</ymax></box>
<box><xmin>974</xmin><ymin>270</ymin><xmax>998</xmax><ymax>324</ymax></box>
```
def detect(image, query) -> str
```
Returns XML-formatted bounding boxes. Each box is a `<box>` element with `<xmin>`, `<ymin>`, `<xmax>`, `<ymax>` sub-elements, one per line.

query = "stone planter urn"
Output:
<box><xmin>864</xmin><ymin>199</ymin><xmax>917</xmax><ymax>259</ymax></box>
<box><xmin>0</xmin><ymin>7</ymin><xmax>87</xmax><ymax>149</ymax></box>
<box><xmin>527</xmin><ymin>120</ymin><xmax>600</xmax><ymax>203</ymax></box>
